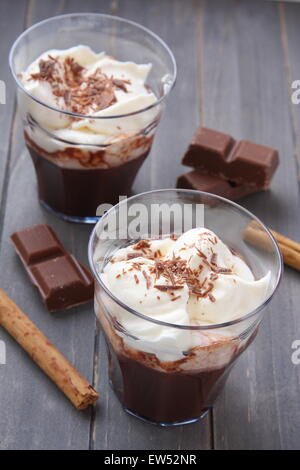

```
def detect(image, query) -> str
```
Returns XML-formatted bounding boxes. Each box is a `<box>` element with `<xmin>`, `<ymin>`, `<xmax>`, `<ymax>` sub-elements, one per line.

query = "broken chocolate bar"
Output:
<box><xmin>176</xmin><ymin>171</ymin><xmax>259</xmax><ymax>200</ymax></box>
<box><xmin>11</xmin><ymin>224</ymin><xmax>94</xmax><ymax>311</ymax></box>
<box><xmin>182</xmin><ymin>127</ymin><xmax>279</xmax><ymax>189</ymax></box>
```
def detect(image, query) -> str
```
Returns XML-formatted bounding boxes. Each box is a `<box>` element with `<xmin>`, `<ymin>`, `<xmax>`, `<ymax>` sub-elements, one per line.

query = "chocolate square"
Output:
<box><xmin>176</xmin><ymin>171</ymin><xmax>258</xmax><ymax>201</ymax></box>
<box><xmin>11</xmin><ymin>224</ymin><xmax>64</xmax><ymax>265</ymax></box>
<box><xmin>29</xmin><ymin>255</ymin><xmax>93</xmax><ymax>311</ymax></box>
<box><xmin>182</xmin><ymin>127</ymin><xmax>235</xmax><ymax>172</ymax></box>
<box><xmin>229</xmin><ymin>140</ymin><xmax>279</xmax><ymax>188</ymax></box>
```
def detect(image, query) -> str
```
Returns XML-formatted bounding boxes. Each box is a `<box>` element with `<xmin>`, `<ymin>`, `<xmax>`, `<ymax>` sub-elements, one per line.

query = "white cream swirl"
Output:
<box><xmin>19</xmin><ymin>45</ymin><xmax>159</xmax><ymax>155</ymax></box>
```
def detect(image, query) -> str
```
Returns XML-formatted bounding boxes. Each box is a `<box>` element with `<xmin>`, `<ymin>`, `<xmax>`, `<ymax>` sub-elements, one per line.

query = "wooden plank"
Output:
<box><xmin>29</xmin><ymin>0</ymin><xmax>115</xmax><ymax>17</ymax></box>
<box><xmin>281</xmin><ymin>2</ymin><xmax>300</xmax><ymax>175</ymax></box>
<box><xmin>0</xmin><ymin>0</ymin><xmax>27</xmax><ymax>218</ymax></box>
<box><xmin>0</xmin><ymin>0</ymin><xmax>113</xmax><ymax>450</ymax></box>
<box><xmin>91</xmin><ymin>0</ymin><xmax>212</xmax><ymax>450</ymax></box>
<box><xmin>202</xmin><ymin>0</ymin><xmax>300</xmax><ymax>450</ymax></box>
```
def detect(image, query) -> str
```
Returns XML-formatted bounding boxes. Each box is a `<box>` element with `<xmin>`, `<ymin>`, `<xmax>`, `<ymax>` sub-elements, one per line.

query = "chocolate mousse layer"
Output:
<box><xmin>111</xmin><ymin>348</ymin><xmax>232</xmax><ymax>423</ymax></box>
<box><xmin>104</xmin><ymin>326</ymin><xmax>256</xmax><ymax>424</ymax></box>
<box><xmin>26</xmin><ymin>134</ymin><xmax>149</xmax><ymax>218</ymax></box>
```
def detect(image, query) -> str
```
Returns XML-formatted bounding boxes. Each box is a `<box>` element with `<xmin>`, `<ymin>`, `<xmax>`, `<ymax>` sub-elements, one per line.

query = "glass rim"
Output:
<box><xmin>9</xmin><ymin>12</ymin><xmax>177</xmax><ymax>120</ymax></box>
<box><xmin>88</xmin><ymin>188</ymin><xmax>283</xmax><ymax>331</ymax></box>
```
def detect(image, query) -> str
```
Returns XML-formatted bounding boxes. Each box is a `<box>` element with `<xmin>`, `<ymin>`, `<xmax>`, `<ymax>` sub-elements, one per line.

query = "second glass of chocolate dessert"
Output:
<box><xmin>89</xmin><ymin>189</ymin><xmax>282</xmax><ymax>426</ymax></box>
<box><xmin>9</xmin><ymin>14</ymin><xmax>176</xmax><ymax>223</ymax></box>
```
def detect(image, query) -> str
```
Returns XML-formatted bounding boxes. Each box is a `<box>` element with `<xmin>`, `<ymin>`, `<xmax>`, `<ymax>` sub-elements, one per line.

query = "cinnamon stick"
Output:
<box><xmin>275</xmin><ymin>243</ymin><xmax>300</xmax><ymax>271</ymax></box>
<box><xmin>0</xmin><ymin>289</ymin><xmax>99</xmax><ymax>409</ymax></box>
<box><xmin>244</xmin><ymin>221</ymin><xmax>300</xmax><ymax>271</ymax></box>
<box><xmin>243</xmin><ymin>224</ymin><xmax>273</xmax><ymax>251</ymax></box>
<box><xmin>269</xmin><ymin>228</ymin><xmax>300</xmax><ymax>254</ymax></box>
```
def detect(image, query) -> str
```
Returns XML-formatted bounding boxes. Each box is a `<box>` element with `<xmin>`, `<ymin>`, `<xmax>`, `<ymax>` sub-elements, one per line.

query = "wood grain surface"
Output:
<box><xmin>0</xmin><ymin>0</ymin><xmax>299</xmax><ymax>450</ymax></box>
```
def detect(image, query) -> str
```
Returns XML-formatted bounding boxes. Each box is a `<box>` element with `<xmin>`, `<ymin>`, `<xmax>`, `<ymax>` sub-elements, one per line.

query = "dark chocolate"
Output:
<box><xmin>182</xmin><ymin>127</ymin><xmax>279</xmax><ymax>189</ymax></box>
<box><xmin>229</xmin><ymin>140</ymin><xmax>279</xmax><ymax>188</ymax></box>
<box><xmin>25</xmin><ymin>132</ymin><xmax>150</xmax><ymax>218</ymax></box>
<box><xmin>176</xmin><ymin>171</ymin><xmax>259</xmax><ymax>200</ymax></box>
<box><xmin>11</xmin><ymin>224</ymin><xmax>94</xmax><ymax>311</ymax></box>
<box><xmin>182</xmin><ymin>127</ymin><xmax>235</xmax><ymax>172</ymax></box>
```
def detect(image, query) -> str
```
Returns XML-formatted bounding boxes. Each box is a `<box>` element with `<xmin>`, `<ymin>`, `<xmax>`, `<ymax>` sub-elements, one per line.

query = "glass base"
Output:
<box><xmin>40</xmin><ymin>200</ymin><xmax>100</xmax><ymax>224</ymax></box>
<box><xmin>123</xmin><ymin>406</ymin><xmax>211</xmax><ymax>427</ymax></box>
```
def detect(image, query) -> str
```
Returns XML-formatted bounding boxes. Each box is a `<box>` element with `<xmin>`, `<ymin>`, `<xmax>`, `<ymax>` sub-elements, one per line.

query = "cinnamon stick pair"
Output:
<box><xmin>0</xmin><ymin>289</ymin><xmax>99</xmax><ymax>409</ymax></box>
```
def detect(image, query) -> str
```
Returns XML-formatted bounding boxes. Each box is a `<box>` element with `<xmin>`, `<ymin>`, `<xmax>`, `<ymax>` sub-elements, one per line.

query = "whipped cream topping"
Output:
<box><xmin>20</xmin><ymin>45</ymin><xmax>159</xmax><ymax>156</ymax></box>
<box><xmin>98</xmin><ymin>228</ymin><xmax>270</xmax><ymax>362</ymax></box>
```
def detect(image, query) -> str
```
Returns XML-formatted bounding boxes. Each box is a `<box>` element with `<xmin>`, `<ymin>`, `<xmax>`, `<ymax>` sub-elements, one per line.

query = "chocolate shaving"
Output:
<box><xmin>134</xmin><ymin>240</ymin><xmax>151</xmax><ymax>250</ymax></box>
<box><xmin>213</xmin><ymin>267</ymin><xmax>232</xmax><ymax>274</ymax></box>
<box><xmin>154</xmin><ymin>249</ymin><xmax>162</xmax><ymax>259</ymax></box>
<box><xmin>132</xmin><ymin>262</ymin><xmax>142</xmax><ymax>271</ymax></box>
<box><xmin>154</xmin><ymin>285</ymin><xmax>184</xmax><ymax>291</ymax></box>
<box><xmin>127</xmin><ymin>252</ymin><xmax>144</xmax><ymax>260</ymax></box>
<box><xmin>210</xmin><ymin>253</ymin><xmax>217</xmax><ymax>266</ymax></box>
<box><xmin>30</xmin><ymin>58</ymin><xmax>58</xmax><ymax>82</ymax></box>
<box><xmin>64</xmin><ymin>57</ymin><xmax>85</xmax><ymax>85</ymax></box>
<box><xmin>201</xmin><ymin>282</ymin><xmax>214</xmax><ymax>296</ymax></box>
<box><xmin>112</xmin><ymin>78</ymin><xmax>131</xmax><ymax>93</ymax></box>
<box><xmin>142</xmin><ymin>270</ymin><xmax>151</xmax><ymax>289</ymax></box>
<box><xmin>196</xmin><ymin>248</ymin><xmax>207</xmax><ymax>260</ymax></box>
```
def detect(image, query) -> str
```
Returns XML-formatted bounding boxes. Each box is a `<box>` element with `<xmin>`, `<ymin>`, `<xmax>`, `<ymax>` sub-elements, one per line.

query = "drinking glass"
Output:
<box><xmin>88</xmin><ymin>189</ymin><xmax>282</xmax><ymax>426</ymax></box>
<box><xmin>9</xmin><ymin>14</ymin><xmax>176</xmax><ymax>223</ymax></box>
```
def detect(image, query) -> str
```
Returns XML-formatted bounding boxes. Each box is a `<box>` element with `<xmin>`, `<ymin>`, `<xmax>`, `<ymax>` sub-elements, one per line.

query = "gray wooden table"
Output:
<box><xmin>0</xmin><ymin>0</ymin><xmax>300</xmax><ymax>450</ymax></box>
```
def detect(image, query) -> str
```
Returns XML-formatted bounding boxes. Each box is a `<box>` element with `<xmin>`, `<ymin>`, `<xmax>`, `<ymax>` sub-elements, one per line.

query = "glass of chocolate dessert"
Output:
<box><xmin>88</xmin><ymin>189</ymin><xmax>282</xmax><ymax>426</ymax></box>
<box><xmin>9</xmin><ymin>14</ymin><xmax>176</xmax><ymax>223</ymax></box>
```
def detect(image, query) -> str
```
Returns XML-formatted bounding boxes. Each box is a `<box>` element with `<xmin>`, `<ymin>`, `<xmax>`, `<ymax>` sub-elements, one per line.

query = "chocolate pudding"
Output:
<box><xmin>19</xmin><ymin>45</ymin><xmax>160</xmax><ymax>221</ymax></box>
<box><xmin>94</xmin><ymin>228</ymin><xmax>270</xmax><ymax>424</ymax></box>
<box><xmin>26</xmin><ymin>133</ymin><xmax>150</xmax><ymax>218</ymax></box>
<box><xmin>104</xmin><ymin>329</ymin><xmax>256</xmax><ymax>424</ymax></box>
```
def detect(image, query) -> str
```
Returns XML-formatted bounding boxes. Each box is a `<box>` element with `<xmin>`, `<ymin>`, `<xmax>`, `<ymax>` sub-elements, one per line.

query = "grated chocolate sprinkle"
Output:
<box><xmin>154</xmin><ymin>284</ymin><xmax>184</xmax><ymax>291</ymax></box>
<box><xmin>30</xmin><ymin>54</ymin><xmax>132</xmax><ymax>115</ymax></box>
<box><xmin>142</xmin><ymin>270</ymin><xmax>151</xmax><ymax>289</ymax></box>
<box><xmin>127</xmin><ymin>252</ymin><xmax>144</xmax><ymax>260</ymax></box>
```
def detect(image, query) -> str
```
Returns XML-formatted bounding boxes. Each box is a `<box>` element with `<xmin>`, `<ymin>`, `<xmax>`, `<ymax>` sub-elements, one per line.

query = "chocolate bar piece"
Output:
<box><xmin>182</xmin><ymin>128</ymin><xmax>235</xmax><ymax>171</ymax></box>
<box><xmin>228</xmin><ymin>140</ymin><xmax>279</xmax><ymax>187</ymax></box>
<box><xmin>11</xmin><ymin>224</ymin><xmax>94</xmax><ymax>311</ymax></box>
<box><xmin>182</xmin><ymin>127</ymin><xmax>279</xmax><ymax>189</ymax></box>
<box><xmin>176</xmin><ymin>171</ymin><xmax>259</xmax><ymax>201</ymax></box>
